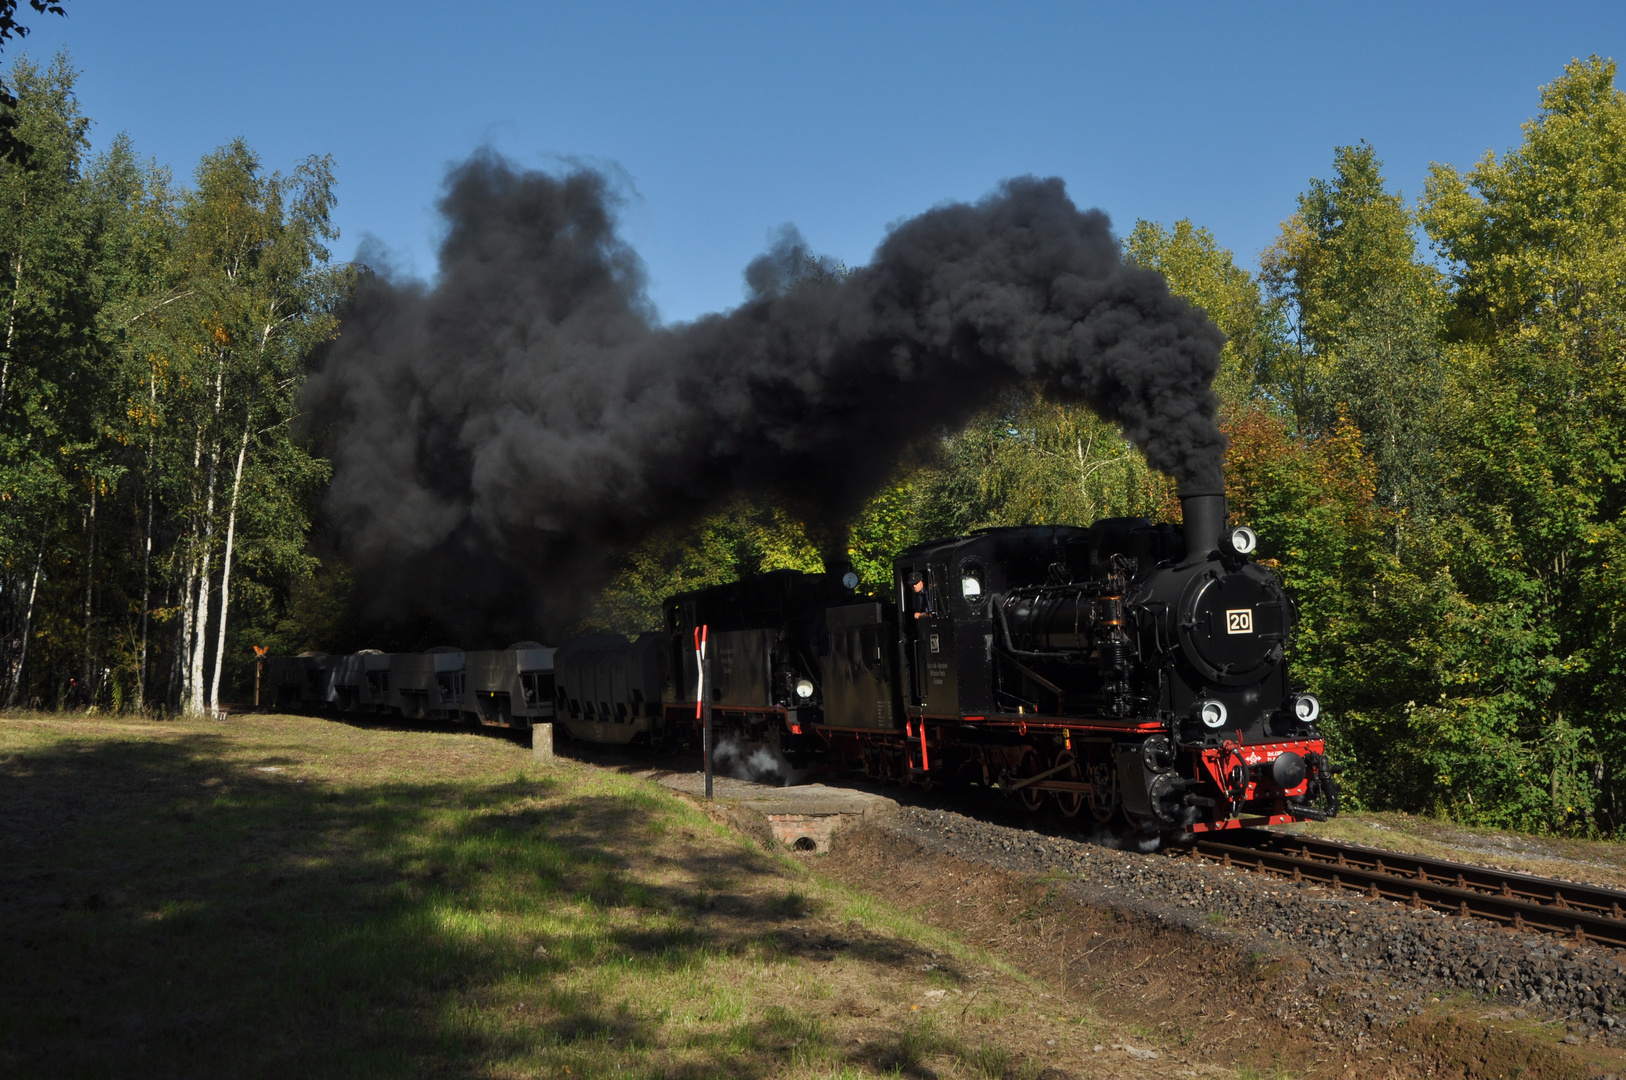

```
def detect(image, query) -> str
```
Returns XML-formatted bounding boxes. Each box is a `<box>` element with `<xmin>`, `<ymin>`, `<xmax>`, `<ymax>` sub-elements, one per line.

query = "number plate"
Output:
<box><xmin>1226</xmin><ymin>609</ymin><xmax>1253</xmax><ymax>634</ymax></box>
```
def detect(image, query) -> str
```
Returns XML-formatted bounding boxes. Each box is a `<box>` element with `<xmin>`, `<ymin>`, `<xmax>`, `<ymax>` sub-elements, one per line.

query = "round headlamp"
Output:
<box><xmin>1292</xmin><ymin>693</ymin><xmax>1321</xmax><ymax>723</ymax></box>
<box><xmin>1228</xmin><ymin>526</ymin><xmax>1258</xmax><ymax>555</ymax></box>
<box><xmin>1196</xmin><ymin>699</ymin><xmax>1229</xmax><ymax>729</ymax></box>
<box><xmin>795</xmin><ymin>678</ymin><xmax>815</xmax><ymax>699</ymax></box>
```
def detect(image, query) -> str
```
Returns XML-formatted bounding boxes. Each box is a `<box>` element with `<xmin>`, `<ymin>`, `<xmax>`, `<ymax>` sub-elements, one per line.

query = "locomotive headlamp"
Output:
<box><xmin>795</xmin><ymin>678</ymin><xmax>815</xmax><ymax>699</ymax></box>
<box><xmin>1195</xmin><ymin>699</ymin><xmax>1229</xmax><ymax>729</ymax></box>
<box><xmin>1228</xmin><ymin>526</ymin><xmax>1258</xmax><ymax>555</ymax></box>
<box><xmin>1292</xmin><ymin>693</ymin><xmax>1322</xmax><ymax>723</ymax></box>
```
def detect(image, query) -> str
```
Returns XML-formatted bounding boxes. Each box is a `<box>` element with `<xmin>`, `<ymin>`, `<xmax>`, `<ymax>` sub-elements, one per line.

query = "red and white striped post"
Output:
<box><xmin>694</xmin><ymin>625</ymin><xmax>711</xmax><ymax>799</ymax></box>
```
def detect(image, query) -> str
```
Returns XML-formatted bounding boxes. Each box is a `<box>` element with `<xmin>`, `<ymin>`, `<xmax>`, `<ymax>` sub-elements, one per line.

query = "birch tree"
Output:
<box><xmin>146</xmin><ymin>141</ymin><xmax>344</xmax><ymax>714</ymax></box>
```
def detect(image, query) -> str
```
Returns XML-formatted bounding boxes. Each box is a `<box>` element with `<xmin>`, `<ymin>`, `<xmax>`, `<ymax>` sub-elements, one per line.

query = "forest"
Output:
<box><xmin>1</xmin><ymin>50</ymin><xmax>1624</xmax><ymax>836</ymax></box>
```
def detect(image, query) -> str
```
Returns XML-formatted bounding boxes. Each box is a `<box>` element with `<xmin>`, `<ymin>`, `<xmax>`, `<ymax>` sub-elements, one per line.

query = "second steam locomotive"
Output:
<box><xmin>271</xmin><ymin>489</ymin><xmax>1340</xmax><ymax>836</ymax></box>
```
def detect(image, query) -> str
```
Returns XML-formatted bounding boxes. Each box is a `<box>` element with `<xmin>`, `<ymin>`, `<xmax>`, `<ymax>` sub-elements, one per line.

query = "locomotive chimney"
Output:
<box><xmin>1178</xmin><ymin>485</ymin><xmax>1227</xmax><ymax>565</ymax></box>
<box><xmin>822</xmin><ymin>543</ymin><xmax>858</xmax><ymax>593</ymax></box>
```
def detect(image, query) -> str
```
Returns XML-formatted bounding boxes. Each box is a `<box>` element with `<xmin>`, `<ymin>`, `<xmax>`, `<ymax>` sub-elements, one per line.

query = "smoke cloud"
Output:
<box><xmin>711</xmin><ymin>734</ymin><xmax>805</xmax><ymax>787</ymax></box>
<box><xmin>306</xmin><ymin>152</ymin><xmax>1225</xmax><ymax>638</ymax></box>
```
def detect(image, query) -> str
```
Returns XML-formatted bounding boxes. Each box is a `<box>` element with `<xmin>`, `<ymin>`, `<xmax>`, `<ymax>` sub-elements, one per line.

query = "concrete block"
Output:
<box><xmin>531</xmin><ymin>722</ymin><xmax>554</xmax><ymax>763</ymax></box>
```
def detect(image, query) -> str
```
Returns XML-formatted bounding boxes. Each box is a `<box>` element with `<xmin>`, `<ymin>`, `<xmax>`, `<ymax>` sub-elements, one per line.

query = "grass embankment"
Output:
<box><xmin>1289</xmin><ymin>811</ymin><xmax>1626</xmax><ymax>890</ymax></box>
<box><xmin>0</xmin><ymin>713</ymin><xmax>1132</xmax><ymax>1079</ymax></box>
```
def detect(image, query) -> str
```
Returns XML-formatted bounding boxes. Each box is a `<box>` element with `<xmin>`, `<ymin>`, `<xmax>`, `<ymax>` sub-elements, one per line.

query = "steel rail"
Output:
<box><xmin>1187</xmin><ymin>830</ymin><xmax>1626</xmax><ymax>948</ymax></box>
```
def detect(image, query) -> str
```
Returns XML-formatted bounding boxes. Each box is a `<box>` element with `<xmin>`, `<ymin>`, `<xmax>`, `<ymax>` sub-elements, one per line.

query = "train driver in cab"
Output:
<box><xmin>909</xmin><ymin>571</ymin><xmax>935</xmax><ymax>620</ymax></box>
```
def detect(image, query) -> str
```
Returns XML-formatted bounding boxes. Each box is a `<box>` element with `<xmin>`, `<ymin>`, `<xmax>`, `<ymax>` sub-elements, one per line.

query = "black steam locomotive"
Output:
<box><xmin>271</xmin><ymin>489</ymin><xmax>1339</xmax><ymax>836</ymax></box>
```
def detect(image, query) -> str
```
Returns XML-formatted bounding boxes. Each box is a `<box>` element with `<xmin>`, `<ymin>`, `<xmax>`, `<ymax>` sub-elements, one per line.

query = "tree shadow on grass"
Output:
<box><xmin>0</xmin><ymin>732</ymin><xmax>947</xmax><ymax>1079</ymax></box>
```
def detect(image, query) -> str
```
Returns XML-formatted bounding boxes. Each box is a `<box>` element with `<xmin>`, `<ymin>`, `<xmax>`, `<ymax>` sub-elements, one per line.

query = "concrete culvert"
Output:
<box><xmin>794</xmin><ymin>836</ymin><xmax>818</xmax><ymax>852</ymax></box>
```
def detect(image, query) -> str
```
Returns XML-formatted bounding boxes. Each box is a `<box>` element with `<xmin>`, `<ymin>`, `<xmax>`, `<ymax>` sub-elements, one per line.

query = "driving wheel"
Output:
<box><xmin>1014</xmin><ymin>748</ymin><xmax>1046</xmax><ymax>813</ymax></box>
<box><xmin>1088</xmin><ymin>759</ymin><xmax>1119</xmax><ymax>823</ymax></box>
<box><xmin>1053</xmin><ymin>750</ymin><xmax>1085</xmax><ymax>818</ymax></box>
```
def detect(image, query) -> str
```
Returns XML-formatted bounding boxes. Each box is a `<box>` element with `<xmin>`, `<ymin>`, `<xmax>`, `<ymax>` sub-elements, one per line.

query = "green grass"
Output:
<box><xmin>0</xmin><ymin>712</ymin><xmax>1087</xmax><ymax>1080</ymax></box>
<box><xmin>1233</xmin><ymin>1065</ymin><xmax>1297</xmax><ymax>1080</ymax></box>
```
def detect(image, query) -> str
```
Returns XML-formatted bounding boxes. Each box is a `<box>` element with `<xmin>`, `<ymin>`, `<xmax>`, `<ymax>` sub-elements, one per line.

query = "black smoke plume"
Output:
<box><xmin>305</xmin><ymin>152</ymin><xmax>1225</xmax><ymax>641</ymax></box>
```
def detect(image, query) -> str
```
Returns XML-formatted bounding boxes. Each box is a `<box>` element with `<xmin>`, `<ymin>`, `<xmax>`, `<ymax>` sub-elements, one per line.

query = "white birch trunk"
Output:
<box><xmin>137</xmin><ymin>376</ymin><xmax>156</xmax><ymax>710</ymax></box>
<box><xmin>208</xmin><ymin>422</ymin><xmax>251</xmax><ymax>714</ymax></box>
<box><xmin>0</xmin><ymin>196</ymin><xmax>25</xmax><ymax>418</ymax></box>
<box><xmin>5</xmin><ymin>548</ymin><xmax>42</xmax><ymax>707</ymax></box>
<box><xmin>187</xmin><ymin>352</ymin><xmax>229</xmax><ymax>715</ymax></box>
<box><xmin>187</xmin><ymin>450</ymin><xmax>218</xmax><ymax>716</ymax></box>
<box><xmin>82</xmin><ymin>482</ymin><xmax>97</xmax><ymax>697</ymax></box>
<box><xmin>177</xmin><ymin>424</ymin><xmax>206</xmax><ymax>707</ymax></box>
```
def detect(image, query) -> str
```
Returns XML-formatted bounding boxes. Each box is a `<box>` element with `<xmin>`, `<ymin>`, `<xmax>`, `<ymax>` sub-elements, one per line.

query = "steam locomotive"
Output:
<box><xmin>269</xmin><ymin>489</ymin><xmax>1340</xmax><ymax>836</ymax></box>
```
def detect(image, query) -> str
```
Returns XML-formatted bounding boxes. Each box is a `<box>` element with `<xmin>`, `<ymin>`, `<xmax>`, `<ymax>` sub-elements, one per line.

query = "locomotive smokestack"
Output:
<box><xmin>1179</xmin><ymin>486</ymin><xmax>1227</xmax><ymax>565</ymax></box>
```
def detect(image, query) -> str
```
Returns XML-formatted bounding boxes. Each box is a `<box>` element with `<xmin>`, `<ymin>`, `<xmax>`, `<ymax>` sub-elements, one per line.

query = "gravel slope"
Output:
<box><xmin>882</xmin><ymin>804</ymin><xmax>1626</xmax><ymax>1052</ymax></box>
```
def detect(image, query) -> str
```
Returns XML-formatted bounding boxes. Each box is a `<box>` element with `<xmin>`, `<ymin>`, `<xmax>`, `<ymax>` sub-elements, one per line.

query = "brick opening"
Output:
<box><xmin>766</xmin><ymin>812</ymin><xmax>839</xmax><ymax>853</ymax></box>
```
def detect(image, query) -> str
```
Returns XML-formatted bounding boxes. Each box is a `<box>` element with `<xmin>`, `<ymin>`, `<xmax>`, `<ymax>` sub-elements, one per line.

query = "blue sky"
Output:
<box><xmin>18</xmin><ymin>1</ymin><xmax>1624</xmax><ymax>323</ymax></box>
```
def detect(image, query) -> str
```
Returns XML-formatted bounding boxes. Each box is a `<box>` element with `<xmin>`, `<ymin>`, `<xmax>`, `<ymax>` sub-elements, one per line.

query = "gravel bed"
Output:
<box><xmin>881</xmin><ymin>804</ymin><xmax>1626</xmax><ymax>1046</ymax></box>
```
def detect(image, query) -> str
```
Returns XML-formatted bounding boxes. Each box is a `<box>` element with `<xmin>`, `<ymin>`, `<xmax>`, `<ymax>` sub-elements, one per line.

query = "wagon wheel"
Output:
<box><xmin>876</xmin><ymin>748</ymin><xmax>903</xmax><ymax>786</ymax></box>
<box><xmin>1053</xmin><ymin>750</ymin><xmax>1085</xmax><ymax>818</ymax></box>
<box><xmin>1088</xmin><ymin>759</ymin><xmax>1119</xmax><ymax>823</ymax></box>
<box><xmin>1013</xmin><ymin>748</ymin><xmax>1046</xmax><ymax>813</ymax></box>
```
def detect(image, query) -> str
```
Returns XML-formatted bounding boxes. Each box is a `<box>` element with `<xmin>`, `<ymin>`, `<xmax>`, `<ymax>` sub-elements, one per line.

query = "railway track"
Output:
<box><xmin>1186</xmin><ymin>830</ymin><xmax>1626</xmax><ymax>948</ymax></box>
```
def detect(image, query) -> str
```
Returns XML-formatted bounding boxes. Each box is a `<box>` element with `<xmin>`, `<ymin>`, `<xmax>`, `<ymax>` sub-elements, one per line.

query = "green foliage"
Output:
<box><xmin>1390</xmin><ymin>57</ymin><xmax>1626</xmax><ymax>831</ymax></box>
<box><xmin>0</xmin><ymin>51</ymin><xmax>346</xmax><ymax>712</ymax></box>
<box><xmin>928</xmin><ymin>396</ymin><xmax>1173</xmax><ymax>530</ymax></box>
<box><xmin>1254</xmin><ymin>57</ymin><xmax>1626</xmax><ymax>833</ymax></box>
<box><xmin>840</xmin><ymin>393</ymin><xmax>1175</xmax><ymax>596</ymax></box>
<box><xmin>1261</xmin><ymin>141</ymin><xmax>1448</xmax><ymax>520</ymax></box>
<box><xmin>587</xmin><ymin>499</ymin><xmax>825</xmax><ymax>634</ymax></box>
<box><xmin>1422</xmin><ymin>56</ymin><xmax>1626</xmax><ymax>345</ymax></box>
